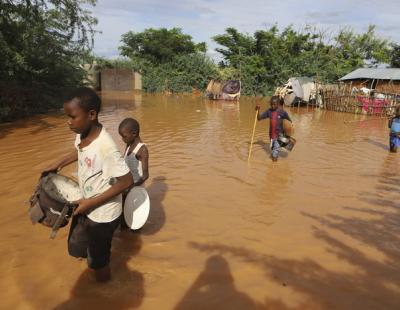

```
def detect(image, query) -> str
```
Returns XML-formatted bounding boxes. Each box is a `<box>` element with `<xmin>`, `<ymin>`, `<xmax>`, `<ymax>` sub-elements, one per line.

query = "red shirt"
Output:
<box><xmin>270</xmin><ymin>110</ymin><xmax>278</xmax><ymax>139</ymax></box>
<box><xmin>259</xmin><ymin>108</ymin><xmax>291</xmax><ymax>139</ymax></box>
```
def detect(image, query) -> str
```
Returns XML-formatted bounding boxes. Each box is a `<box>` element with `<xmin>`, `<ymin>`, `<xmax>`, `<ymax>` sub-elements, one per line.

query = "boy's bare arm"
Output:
<box><xmin>255</xmin><ymin>105</ymin><xmax>269</xmax><ymax>121</ymax></box>
<box><xmin>255</xmin><ymin>105</ymin><xmax>262</xmax><ymax>120</ymax></box>
<box><xmin>133</xmin><ymin>147</ymin><xmax>149</xmax><ymax>187</ymax></box>
<box><xmin>74</xmin><ymin>172</ymin><xmax>133</xmax><ymax>215</ymax></box>
<box><xmin>42</xmin><ymin>149</ymin><xmax>77</xmax><ymax>175</ymax></box>
<box><xmin>257</xmin><ymin>110</ymin><xmax>262</xmax><ymax>121</ymax></box>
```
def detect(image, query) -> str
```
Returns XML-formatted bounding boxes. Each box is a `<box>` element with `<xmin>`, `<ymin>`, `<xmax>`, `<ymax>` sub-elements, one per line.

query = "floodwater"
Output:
<box><xmin>1</xmin><ymin>91</ymin><xmax>399</xmax><ymax>309</ymax></box>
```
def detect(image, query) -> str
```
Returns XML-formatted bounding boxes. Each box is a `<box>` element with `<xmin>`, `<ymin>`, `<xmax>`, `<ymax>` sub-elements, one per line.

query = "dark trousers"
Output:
<box><xmin>68</xmin><ymin>214</ymin><xmax>120</xmax><ymax>269</ymax></box>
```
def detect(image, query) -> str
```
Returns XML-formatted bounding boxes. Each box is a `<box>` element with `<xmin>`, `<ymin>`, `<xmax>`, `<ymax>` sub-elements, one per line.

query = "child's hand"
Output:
<box><xmin>41</xmin><ymin>164</ymin><xmax>59</xmax><ymax>177</ymax></box>
<box><xmin>255</xmin><ymin>104</ymin><xmax>261</xmax><ymax>111</ymax></box>
<box><xmin>73</xmin><ymin>199</ymin><xmax>94</xmax><ymax>215</ymax></box>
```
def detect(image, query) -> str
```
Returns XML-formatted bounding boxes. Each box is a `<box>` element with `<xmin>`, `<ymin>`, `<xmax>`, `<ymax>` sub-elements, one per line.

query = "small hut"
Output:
<box><xmin>339</xmin><ymin>68</ymin><xmax>400</xmax><ymax>93</ymax></box>
<box><xmin>319</xmin><ymin>68</ymin><xmax>400</xmax><ymax>115</ymax></box>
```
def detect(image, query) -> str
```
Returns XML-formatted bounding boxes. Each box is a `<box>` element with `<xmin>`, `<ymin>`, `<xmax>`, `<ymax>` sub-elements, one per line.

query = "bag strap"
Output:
<box><xmin>49</xmin><ymin>204</ymin><xmax>74</xmax><ymax>239</ymax></box>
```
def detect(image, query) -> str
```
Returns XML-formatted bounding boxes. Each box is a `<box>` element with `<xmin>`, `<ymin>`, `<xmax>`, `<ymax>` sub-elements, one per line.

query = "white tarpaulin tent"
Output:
<box><xmin>277</xmin><ymin>77</ymin><xmax>316</xmax><ymax>106</ymax></box>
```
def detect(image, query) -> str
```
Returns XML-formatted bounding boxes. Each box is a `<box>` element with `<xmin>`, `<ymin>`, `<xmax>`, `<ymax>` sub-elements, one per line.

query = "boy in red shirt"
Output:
<box><xmin>256</xmin><ymin>96</ymin><xmax>292</xmax><ymax>161</ymax></box>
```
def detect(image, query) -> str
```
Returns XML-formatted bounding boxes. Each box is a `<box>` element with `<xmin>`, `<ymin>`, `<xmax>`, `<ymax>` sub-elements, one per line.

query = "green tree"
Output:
<box><xmin>142</xmin><ymin>53</ymin><xmax>219</xmax><ymax>93</ymax></box>
<box><xmin>95</xmin><ymin>57</ymin><xmax>144</xmax><ymax>71</ymax></box>
<box><xmin>0</xmin><ymin>0</ymin><xmax>97</xmax><ymax>120</ymax></box>
<box><xmin>213</xmin><ymin>25</ymin><xmax>392</xmax><ymax>96</ymax></box>
<box><xmin>119</xmin><ymin>28</ymin><xmax>216</xmax><ymax>93</ymax></box>
<box><xmin>390</xmin><ymin>44</ymin><xmax>400</xmax><ymax>68</ymax></box>
<box><xmin>332</xmin><ymin>25</ymin><xmax>390</xmax><ymax>77</ymax></box>
<box><xmin>213</xmin><ymin>27</ymin><xmax>256</xmax><ymax>67</ymax></box>
<box><xmin>120</xmin><ymin>28</ymin><xmax>207</xmax><ymax>65</ymax></box>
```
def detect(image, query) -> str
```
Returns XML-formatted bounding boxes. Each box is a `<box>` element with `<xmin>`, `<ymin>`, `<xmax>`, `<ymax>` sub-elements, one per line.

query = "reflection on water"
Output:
<box><xmin>0</xmin><ymin>91</ymin><xmax>398</xmax><ymax>309</ymax></box>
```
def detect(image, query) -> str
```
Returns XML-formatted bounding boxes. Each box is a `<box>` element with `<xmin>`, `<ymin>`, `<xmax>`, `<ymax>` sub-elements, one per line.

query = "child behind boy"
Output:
<box><xmin>43</xmin><ymin>87</ymin><xmax>133</xmax><ymax>282</ymax></box>
<box><xmin>118</xmin><ymin>118</ymin><xmax>149</xmax><ymax>187</ymax></box>
<box><xmin>256</xmin><ymin>96</ymin><xmax>292</xmax><ymax>161</ymax></box>
<box><xmin>118</xmin><ymin>118</ymin><xmax>149</xmax><ymax>230</ymax></box>
<box><xmin>389</xmin><ymin>106</ymin><xmax>400</xmax><ymax>153</ymax></box>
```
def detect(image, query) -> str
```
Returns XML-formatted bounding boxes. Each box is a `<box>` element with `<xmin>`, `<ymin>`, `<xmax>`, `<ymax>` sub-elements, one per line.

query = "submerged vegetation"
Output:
<box><xmin>0</xmin><ymin>1</ymin><xmax>399</xmax><ymax>120</ymax></box>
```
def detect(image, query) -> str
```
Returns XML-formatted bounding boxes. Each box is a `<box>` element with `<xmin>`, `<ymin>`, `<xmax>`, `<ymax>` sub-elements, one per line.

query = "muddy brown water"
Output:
<box><xmin>1</xmin><ymin>91</ymin><xmax>399</xmax><ymax>309</ymax></box>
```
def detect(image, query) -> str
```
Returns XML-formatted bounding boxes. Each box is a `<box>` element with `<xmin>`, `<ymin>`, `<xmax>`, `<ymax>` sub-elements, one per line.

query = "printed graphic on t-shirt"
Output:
<box><xmin>83</xmin><ymin>154</ymin><xmax>97</xmax><ymax>174</ymax></box>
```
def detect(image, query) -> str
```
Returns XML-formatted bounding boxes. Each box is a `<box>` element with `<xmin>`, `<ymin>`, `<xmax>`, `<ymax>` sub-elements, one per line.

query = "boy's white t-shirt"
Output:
<box><xmin>74</xmin><ymin>127</ymin><xmax>130</xmax><ymax>223</ymax></box>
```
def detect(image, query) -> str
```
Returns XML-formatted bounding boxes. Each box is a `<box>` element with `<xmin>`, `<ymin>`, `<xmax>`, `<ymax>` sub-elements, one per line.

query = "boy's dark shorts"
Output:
<box><xmin>68</xmin><ymin>214</ymin><xmax>120</xmax><ymax>270</ymax></box>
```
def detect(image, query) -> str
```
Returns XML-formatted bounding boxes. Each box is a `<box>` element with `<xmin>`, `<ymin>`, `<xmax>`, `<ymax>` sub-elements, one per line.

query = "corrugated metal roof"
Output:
<box><xmin>339</xmin><ymin>68</ymin><xmax>400</xmax><ymax>81</ymax></box>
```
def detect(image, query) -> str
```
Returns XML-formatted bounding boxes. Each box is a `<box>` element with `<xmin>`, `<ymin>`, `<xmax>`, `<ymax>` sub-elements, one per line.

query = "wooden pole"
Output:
<box><xmin>248</xmin><ymin>111</ymin><xmax>258</xmax><ymax>161</ymax></box>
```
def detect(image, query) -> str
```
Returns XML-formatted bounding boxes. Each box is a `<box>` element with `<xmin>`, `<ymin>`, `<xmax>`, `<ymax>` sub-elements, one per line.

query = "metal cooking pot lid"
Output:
<box><xmin>124</xmin><ymin>187</ymin><xmax>150</xmax><ymax>230</ymax></box>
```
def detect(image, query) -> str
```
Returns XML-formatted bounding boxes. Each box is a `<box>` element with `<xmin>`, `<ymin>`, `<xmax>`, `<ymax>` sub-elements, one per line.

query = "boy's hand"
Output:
<box><xmin>41</xmin><ymin>150</ymin><xmax>77</xmax><ymax>177</ymax></box>
<box><xmin>255</xmin><ymin>104</ymin><xmax>261</xmax><ymax>111</ymax></box>
<box><xmin>73</xmin><ymin>199</ymin><xmax>94</xmax><ymax>215</ymax></box>
<box><xmin>41</xmin><ymin>164</ymin><xmax>60</xmax><ymax>177</ymax></box>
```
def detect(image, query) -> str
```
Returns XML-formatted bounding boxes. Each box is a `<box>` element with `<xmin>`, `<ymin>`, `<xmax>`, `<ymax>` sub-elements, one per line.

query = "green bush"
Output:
<box><xmin>0</xmin><ymin>0</ymin><xmax>96</xmax><ymax>121</ymax></box>
<box><xmin>142</xmin><ymin>53</ymin><xmax>219</xmax><ymax>93</ymax></box>
<box><xmin>213</xmin><ymin>25</ymin><xmax>392</xmax><ymax>96</ymax></box>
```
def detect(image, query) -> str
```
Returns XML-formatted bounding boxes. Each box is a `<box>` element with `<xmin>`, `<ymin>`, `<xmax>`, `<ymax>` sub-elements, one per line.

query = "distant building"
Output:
<box><xmin>100</xmin><ymin>69</ymin><xmax>142</xmax><ymax>91</ymax></box>
<box><xmin>339</xmin><ymin>68</ymin><xmax>400</xmax><ymax>93</ymax></box>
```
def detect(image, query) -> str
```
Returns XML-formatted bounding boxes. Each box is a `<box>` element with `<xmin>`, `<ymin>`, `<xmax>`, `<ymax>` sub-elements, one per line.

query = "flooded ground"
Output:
<box><xmin>1</xmin><ymin>91</ymin><xmax>399</xmax><ymax>309</ymax></box>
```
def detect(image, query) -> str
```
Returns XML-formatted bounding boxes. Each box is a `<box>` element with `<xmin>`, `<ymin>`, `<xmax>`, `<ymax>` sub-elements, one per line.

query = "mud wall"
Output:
<box><xmin>100</xmin><ymin>69</ymin><xmax>142</xmax><ymax>91</ymax></box>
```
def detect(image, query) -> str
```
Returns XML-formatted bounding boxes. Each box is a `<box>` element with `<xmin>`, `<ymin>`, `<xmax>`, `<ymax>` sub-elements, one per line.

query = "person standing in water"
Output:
<box><xmin>119</xmin><ymin>118</ymin><xmax>149</xmax><ymax>187</ymax></box>
<box><xmin>118</xmin><ymin>118</ymin><xmax>149</xmax><ymax>229</ymax></box>
<box><xmin>389</xmin><ymin>105</ymin><xmax>400</xmax><ymax>153</ymax></box>
<box><xmin>43</xmin><ymin>87</ymin><xmax>133</xmax><ymax>282</ymax></box>
<box><xmin>255</xmin><ymin>96</ymin><xmax>292</xmax><ymax>161</ymax></box>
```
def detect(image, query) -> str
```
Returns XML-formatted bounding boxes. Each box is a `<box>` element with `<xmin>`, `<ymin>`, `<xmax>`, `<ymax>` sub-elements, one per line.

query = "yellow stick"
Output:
<box><xmin>248</xmin><ymin>110</ymin><xmax>258</xmax><ymax>161</ymax></box>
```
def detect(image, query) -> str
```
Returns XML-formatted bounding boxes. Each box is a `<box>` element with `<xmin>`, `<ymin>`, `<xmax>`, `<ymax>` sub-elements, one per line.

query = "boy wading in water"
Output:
<box><xmin>389</xmin><ymin>106</ymin><xmax>400</xmax><ymax>153</ymax></box>
<box><xmin>256</xmin><ymin>96</ymin><xmax>292</xmax><ymax>161</ymax></box>
<box><xmin>118</xmin><ymin>118</ymin><xmax>149</xmax><ymax>229</ymax></box>
<box><xmin>43</xmin><ymin>87</ymin><xmax>133</xmax><ymax>282</ymax></box>
<box><xmin>119</xmin><ymin>118</ymin><xmax>149</xmax><ymax>188</ymax></box>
